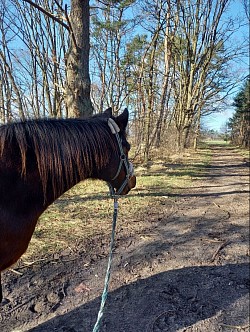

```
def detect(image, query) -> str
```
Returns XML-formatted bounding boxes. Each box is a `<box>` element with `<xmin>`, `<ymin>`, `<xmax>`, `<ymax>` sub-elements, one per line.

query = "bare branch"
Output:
<box><xmin>22</xmin><ymin>0</ymin><xmax>69</xmax><ymax>30</ymax></box>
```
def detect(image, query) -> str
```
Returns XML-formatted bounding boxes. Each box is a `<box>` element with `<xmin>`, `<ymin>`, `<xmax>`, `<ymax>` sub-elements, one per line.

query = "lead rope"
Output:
<box><xmin>92</xmin><ymin>197</ymin><xmax>119</xmax><ymax>332</ymax></box>
<box><xmin>92</xmin><ymin>117</ymin><xmax>131</xmax><ymax>331</ymax></box>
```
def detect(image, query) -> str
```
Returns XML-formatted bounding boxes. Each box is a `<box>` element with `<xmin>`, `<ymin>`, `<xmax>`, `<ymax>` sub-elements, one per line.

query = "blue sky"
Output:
<box><xmin>204</xmin><ymin>110</ymin><xmax>234</xmax><ymax>132</ymax></box>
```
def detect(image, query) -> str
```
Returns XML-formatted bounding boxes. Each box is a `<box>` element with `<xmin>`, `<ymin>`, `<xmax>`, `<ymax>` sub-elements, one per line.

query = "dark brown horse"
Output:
<box><xmin>0</xmin><ymin>108</ymin><xmax>136</xmax><ymax>302</ymax></box>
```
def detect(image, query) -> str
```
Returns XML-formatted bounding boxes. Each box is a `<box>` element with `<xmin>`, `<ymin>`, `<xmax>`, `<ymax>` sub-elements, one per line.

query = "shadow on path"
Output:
<box><xmin>29</xmin><ymin>263</ymin><xmax>249</xmax><ymax>332</ymax></box>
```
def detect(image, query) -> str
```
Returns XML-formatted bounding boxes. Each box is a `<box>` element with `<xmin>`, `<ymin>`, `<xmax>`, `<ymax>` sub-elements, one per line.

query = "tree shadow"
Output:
<box><xmin>127</xmin><ymin>188</ymin><xmax>249</xmax><ymax>199</ymax></box>
<box><xmin>167</xmin><ymin>190</ymin><xmax>249</xmax><ymax>198</ymax></box>
<box><xmin>28</xmin><ymin>263</ymin><xmax>249</xmax><ymax>332</ymax></box>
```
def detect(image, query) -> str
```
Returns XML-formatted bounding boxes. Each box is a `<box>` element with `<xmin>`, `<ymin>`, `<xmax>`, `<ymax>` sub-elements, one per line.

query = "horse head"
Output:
<box><xmin>103</xmin><ymin>107</ymin><xmax>136</xmax><ymax>196</ymax></box>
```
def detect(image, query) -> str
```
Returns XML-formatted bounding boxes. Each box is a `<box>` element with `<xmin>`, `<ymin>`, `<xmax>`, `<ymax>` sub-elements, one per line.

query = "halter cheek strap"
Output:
<box><xmin>108</xmin><ymin>118</ymin><xmax>120</xmax><ymax>134</ymax></box>
<box><xmin>107</xmin><ymin>118</ymin><xmax>134</xmax><ymax>197</ymax></box>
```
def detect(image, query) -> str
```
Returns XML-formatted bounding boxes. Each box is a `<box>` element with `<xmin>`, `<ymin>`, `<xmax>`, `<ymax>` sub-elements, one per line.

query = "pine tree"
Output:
<box><xmin>228</xmin><ymin>78</ymin><xmax>250</xmax><ymax>148</ymax></box>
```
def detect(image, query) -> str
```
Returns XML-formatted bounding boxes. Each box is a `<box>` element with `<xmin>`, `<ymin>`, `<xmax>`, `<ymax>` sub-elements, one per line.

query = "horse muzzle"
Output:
<box><xmin>119</xmin><ymin>162</ymin><xmax>136</xmax><ymax>195</ymax></box>
<box><xmin>119</xmin><ymin>175</ymin><xmax>136</xmax><ymax>195</ymax></box>
<box><xmin>128</xmin><ymin>174</ymin><xmax>136</xmax><ymax>190</ymax></box>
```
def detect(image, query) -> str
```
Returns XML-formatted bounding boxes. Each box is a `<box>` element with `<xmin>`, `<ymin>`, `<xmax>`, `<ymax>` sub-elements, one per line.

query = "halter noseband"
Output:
<box><xmin>107</xmin><ymin>118</ymin><xmax>134</xmax><ymax>197</ymax></box>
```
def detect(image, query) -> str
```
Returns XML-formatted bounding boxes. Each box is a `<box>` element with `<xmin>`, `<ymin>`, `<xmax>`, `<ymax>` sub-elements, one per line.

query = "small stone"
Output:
<box><xmin>34</xmin><ymin>301</ymin><xmax>46</xmax><ymax>313</ymax></box>
<box><xmin>47</xmin><ymin>292</ymin><xmax>60</xmax><ymax>303</ymax></box>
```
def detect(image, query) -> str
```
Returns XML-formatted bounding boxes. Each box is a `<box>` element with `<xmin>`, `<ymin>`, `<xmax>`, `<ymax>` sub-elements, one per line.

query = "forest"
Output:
<box><xmin>0</xmin><ymin>0</ymin><xmax>249</xmax><ymax>162</ymax></box>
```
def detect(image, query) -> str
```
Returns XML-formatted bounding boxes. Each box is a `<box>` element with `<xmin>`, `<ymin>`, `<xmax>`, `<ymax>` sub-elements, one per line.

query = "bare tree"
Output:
<box><xmin>22</xmin><ymin>0</ymin><xmax>93</xmax><ymax>118</ymax></box>
<box><xmin>169</xmin><ymin>0</ymin><xmax>240</xmax><ymax>149</ymax></box>
<box><xmin>91</xmin><ymin>0</ymin><xmax>137</xmax><ymax>114</ymax></box>
<box><xmin>0</xmin><ymin>1</ymin><xmax>25</xmax><ymax>122</ymax></box>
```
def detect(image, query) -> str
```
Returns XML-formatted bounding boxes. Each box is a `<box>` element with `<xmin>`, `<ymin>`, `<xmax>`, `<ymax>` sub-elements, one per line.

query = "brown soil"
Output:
<box><xmin>0</xmin><ymin>145</ymin><xmax>249</xmax><ymax>332</ymax></box>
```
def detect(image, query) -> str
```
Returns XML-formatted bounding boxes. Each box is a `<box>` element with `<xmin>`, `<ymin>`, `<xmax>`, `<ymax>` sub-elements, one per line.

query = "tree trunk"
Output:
<box><xmin>65</xmin><ymin>0</ymin><xmax>93</xmax><ymax>118</ymax></box>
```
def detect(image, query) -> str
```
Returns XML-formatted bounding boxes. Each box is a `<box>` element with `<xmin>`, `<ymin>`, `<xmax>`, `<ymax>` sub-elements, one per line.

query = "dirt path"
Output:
<box><xmin>0</xmin><ymin>145</ymin><xmax>249</xmax><ymax>332</ymax></box>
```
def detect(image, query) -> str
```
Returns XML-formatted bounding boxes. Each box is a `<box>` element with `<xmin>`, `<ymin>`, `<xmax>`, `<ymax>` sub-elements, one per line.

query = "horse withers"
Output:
<box><xmin>0</xmin><ymin>108</ymin><xmax>136</xmax><ymax>302</ymax></box>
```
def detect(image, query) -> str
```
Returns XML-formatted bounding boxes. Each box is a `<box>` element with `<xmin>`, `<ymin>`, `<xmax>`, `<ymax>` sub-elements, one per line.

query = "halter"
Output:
<box><xmin>107</xmin><ymin>118</ymin><xmax>134</xmax><ymax>197</ymax></box>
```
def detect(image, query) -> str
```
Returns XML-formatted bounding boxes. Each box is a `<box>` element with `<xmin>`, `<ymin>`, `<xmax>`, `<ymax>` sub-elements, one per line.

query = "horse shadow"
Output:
<box><xmin>29</xmin><ymin>263</ymin><xmax>249</xmax><ymax>332</ymax></box>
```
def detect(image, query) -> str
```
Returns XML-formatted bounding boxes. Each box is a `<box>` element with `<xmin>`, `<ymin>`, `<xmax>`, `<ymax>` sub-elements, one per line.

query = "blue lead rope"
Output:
<box><xmin>92</xmin><ymin>198</ymin><xmax>119</xmax><ymax>332</ymax></box>
<box><xmin>92</xmin><ymin>117</ymin><xmax>133</xmax><ymax>331</ymax></box>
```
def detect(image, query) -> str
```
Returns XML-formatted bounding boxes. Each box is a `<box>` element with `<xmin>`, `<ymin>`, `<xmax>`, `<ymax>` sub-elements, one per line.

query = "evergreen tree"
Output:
<box><xmin>228</xmin><ymin>77</ymin><xmax>250</xmax><ymax>148</ymax></box>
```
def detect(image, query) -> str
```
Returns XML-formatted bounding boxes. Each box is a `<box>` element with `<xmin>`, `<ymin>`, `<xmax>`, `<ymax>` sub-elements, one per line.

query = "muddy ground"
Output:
<box><xmin>0</xmin><ymin>145</ymin><xmax>249</xmax><ymax>332</ymax></box>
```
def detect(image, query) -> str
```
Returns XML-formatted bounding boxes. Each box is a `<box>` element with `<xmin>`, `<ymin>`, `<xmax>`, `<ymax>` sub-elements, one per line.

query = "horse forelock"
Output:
<box><xmin>0</xmin><ymin>118</ymin><xmax>118</xmax><ymax>199</ymax></box>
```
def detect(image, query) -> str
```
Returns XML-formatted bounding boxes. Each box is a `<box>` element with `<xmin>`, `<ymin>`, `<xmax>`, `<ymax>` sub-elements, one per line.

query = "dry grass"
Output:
<box><xmin>21</xmin><ymin>146</ymin><xmax>211</xmax><ymax>261</ymax></box>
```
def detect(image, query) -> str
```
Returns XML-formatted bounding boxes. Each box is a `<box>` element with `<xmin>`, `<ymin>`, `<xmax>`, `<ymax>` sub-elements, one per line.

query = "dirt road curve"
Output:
<box><xmin>0</xmin><ymin>145</ymin><xmax>249</xmax><ymax>332</ymax></box>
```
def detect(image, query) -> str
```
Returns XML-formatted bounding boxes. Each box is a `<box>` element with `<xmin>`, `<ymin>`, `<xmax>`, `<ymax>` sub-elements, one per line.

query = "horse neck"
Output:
<box><xmin>35</xmin><ymin>120</ymin><xmax>115</xmax><ymax>203</ymax></box>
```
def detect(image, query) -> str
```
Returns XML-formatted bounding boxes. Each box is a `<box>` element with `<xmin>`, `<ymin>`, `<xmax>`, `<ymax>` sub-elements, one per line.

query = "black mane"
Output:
<box><xmin>0</xmin><ymin>117</ymin><xmax>118</xmax><ymax>197</ymax></box>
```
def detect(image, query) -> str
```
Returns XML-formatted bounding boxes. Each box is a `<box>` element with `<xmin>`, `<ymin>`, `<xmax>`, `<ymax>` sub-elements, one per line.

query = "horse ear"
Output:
<box><xmin>115</xmin><ymin>108</ymin><xmax>129</xmax><ymax>131</ymax></box>
<box><xmin>103</xmin><ymin>107</ymin><xmax>112</xmax><ymax>117</ymax></box>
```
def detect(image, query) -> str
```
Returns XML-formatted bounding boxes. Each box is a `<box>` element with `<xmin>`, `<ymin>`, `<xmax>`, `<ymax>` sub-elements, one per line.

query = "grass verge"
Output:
<box><xmin>21</xmin><ymin>145</ymin><xmax>211</xmax><ymax>261</ymax></box>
